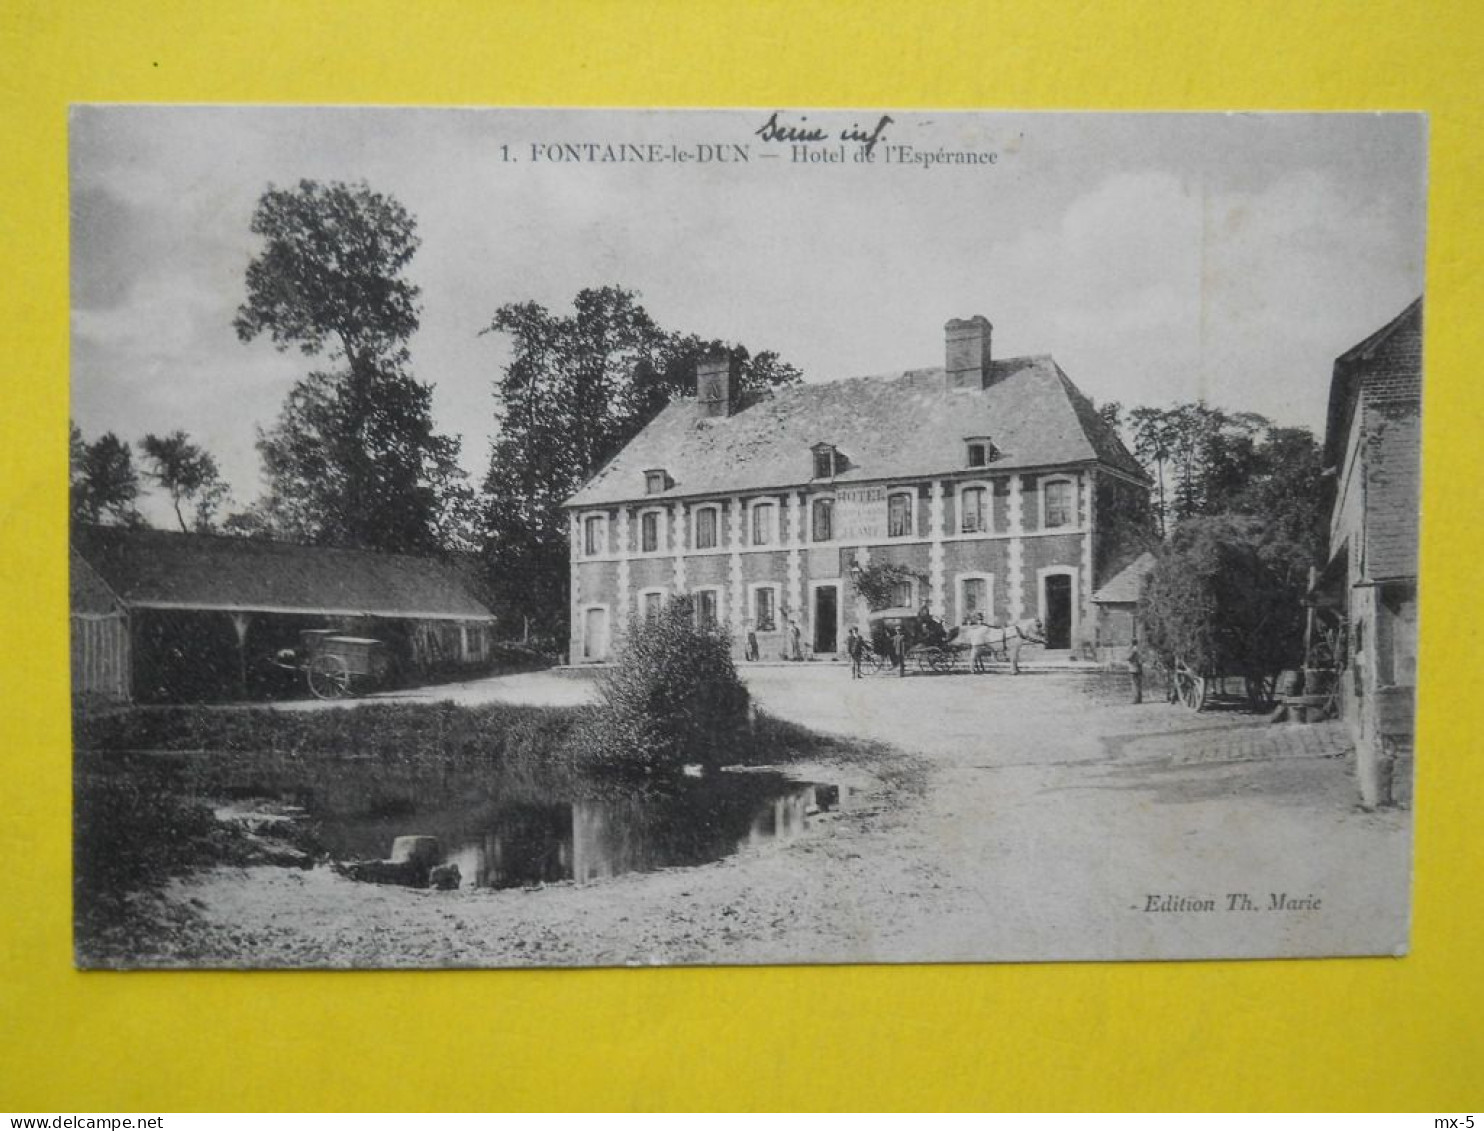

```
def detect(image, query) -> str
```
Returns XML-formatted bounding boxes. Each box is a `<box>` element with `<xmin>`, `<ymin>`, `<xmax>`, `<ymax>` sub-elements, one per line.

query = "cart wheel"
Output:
<box><xmin>308</xmin><ymin>653</ymin><xmax>352</xmax><ymax>700</ymax></box>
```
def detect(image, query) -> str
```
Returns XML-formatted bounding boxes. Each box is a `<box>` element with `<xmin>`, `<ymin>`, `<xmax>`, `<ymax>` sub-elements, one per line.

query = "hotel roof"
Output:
<box><xmin>567</xmin><ymin>355</ymin><xmax>1147</xmax><ymax>508</ymax></box>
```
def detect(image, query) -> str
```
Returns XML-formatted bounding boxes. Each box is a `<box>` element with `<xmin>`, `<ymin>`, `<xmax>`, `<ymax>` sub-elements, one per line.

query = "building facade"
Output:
<box><xmin>564</xmin><ymin>317</ymin><xmax>1151</xmax><ymax>665</ymax></box>
<box><xmin>1315</xmin><ymin>297</ymin><xmax>1422</xmax><ymax>808</ymax></box>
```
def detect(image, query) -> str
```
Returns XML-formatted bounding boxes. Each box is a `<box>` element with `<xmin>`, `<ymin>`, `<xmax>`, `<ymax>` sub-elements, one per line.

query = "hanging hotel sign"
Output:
<box><xmin>834</xmin><ymin>485</ymin><xmax>888</xmax><ymax>541</ymax></box>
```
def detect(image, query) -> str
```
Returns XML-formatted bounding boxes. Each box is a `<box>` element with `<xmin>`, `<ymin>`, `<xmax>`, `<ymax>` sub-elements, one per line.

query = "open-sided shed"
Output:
<box><xmin>70</xmin><ymin>525</ymin><xmax>498</xmax><ymax>703</ymax></box>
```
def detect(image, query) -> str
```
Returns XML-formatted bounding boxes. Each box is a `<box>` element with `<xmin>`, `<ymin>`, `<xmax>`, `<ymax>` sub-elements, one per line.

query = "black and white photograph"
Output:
<box><xmin>69</xmin><ymin>107</ymin><xmax>1426</xmax><ymax>968</ymax></box>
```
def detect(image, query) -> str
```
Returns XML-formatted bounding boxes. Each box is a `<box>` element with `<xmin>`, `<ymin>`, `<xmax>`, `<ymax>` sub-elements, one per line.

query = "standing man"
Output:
<box><xmin>1127</xmin><ymin>643</ymin><xmax>1144</xmax><ymax>704</ymax></box>
<box><xmin>846</xmin><ymin>627</ymin><xmax>865</xmax><ymax>679</ymax></box>
<box><xmin>744</xmin><ymin>619</ymin><xmax>759</xmax><ymax>662</ymax></box>
<box><xmin>789</xmin><ymin>617</ymin><xmax>803</xmax><ymax>662</ymax></box>
<box><xmin>890</xmin><ymin>623</ymin><xmax>908</xmax><ymax>677</ymax></box>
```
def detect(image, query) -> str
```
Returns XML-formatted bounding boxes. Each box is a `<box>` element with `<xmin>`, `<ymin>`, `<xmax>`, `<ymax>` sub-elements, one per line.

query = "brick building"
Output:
<box><xmin>1315</xmin><ymin>297</ymin><xmax>1422</xmax><ymax>807</ymax></box>
<box><xmin>564</xmin><ymin>317</ymin><xmax>1151</xmax><ymax>665</ymax></box>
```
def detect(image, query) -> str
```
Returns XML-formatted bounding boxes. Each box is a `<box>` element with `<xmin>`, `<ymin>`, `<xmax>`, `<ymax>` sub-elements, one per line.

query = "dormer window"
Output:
<box><xmin>811</xmin><ymin>443</ymin><xmax>838</xmax><ymax>480</ymax></box>
<box><xmin>644</xmin><ymin>469</ymin><xmax>669</xmax><ymax>495</ymax></box>
<box><xmin>965</xmin><ymin>437</ymin><xmax>997</xmax><ymax>468</ymax></box>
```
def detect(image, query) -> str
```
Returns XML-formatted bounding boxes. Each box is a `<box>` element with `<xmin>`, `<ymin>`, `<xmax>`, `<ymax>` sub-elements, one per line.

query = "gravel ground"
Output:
<box><xmin>104</xmin><ymin>666</ymin><xmax>1411</xmax><ymax>968</ymax></box>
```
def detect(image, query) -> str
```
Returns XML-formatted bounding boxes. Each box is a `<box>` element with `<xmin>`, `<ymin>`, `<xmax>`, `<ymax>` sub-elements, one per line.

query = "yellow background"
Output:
<box><xmin>3</xmin><ymin>0</ymin><xmax>1481</xmax><ymax>1111</ymax></box>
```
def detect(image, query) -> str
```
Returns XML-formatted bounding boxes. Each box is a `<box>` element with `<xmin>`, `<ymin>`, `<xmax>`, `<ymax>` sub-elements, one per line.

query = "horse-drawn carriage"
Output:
<box><xmin>273</xmin><ymin>629</ymin><xmax>395</xmax><ymax>700</ymax></box>
<box><xmin>867</xmin><ymin>608</ymin><xmax>1045</xmax><ymax>675</ymax></box>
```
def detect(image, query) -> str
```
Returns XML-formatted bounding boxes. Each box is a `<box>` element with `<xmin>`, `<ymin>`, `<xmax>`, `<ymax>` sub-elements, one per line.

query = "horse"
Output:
<box><xmin>971</xmin><ymin>617</ymin><xmax>1045</xmax><ymax>672</ymax></box>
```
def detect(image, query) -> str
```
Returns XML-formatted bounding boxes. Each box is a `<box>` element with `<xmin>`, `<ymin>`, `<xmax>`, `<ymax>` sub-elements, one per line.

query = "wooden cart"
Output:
<box><xmin>292</xmin><ymin>630</ymin><xmax>395</xmax><ymax>700</ymax></box>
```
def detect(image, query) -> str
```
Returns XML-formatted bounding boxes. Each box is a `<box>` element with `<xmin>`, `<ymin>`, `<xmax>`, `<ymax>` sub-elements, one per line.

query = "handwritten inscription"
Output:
<box><xmin>755</xmin><ymin>110</ymin><xmax>894</xmax><ymax>156</ymax></box>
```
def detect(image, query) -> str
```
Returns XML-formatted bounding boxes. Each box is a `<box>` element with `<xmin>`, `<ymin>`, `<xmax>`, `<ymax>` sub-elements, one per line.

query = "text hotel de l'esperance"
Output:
<box><xmin>510</xmin><ymin>141</ymin><xmax>999</xmax><ymax>168</ymax></box>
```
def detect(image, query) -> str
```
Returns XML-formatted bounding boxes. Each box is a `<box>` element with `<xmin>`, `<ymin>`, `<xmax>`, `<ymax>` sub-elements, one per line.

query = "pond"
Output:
<box><xmin>186</xmin><ymin>755</ymin><xmax>845</xmax><ymax>889</ymax></box>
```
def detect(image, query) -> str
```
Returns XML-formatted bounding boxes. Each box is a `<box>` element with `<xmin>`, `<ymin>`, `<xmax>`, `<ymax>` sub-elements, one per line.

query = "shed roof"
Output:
<box><xmin>567</xmin><ymin>356</ymin><xmax>1147</xmax><ymax>508</ymax></box>
<box><xmin>71</xmin><ymin>525</ymin><xmax>495</xmax><ymax>621</ymax></box>
<box><xmin>1091</xmin><ymin>550</ymin><xmax>1156</xmax><ymax>605</ymax></box>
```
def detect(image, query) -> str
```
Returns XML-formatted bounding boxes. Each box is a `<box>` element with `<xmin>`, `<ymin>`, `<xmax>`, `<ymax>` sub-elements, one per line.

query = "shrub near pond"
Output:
<box><xmin>575</xmin><ymin>598</ymin><xmax>751</xmax><ymax>776</ymax></box>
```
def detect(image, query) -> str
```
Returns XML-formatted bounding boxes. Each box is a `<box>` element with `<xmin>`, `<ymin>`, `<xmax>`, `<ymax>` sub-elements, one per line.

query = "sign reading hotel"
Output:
<box><xmin>835</xmin><ymin>485</ymin><xmax>888</xmax><ymax>541</ymax></box>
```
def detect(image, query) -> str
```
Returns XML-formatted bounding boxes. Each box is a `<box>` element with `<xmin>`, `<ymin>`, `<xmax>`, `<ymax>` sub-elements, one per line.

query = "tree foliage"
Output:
<box><xmin>139</xmin><ymin>431</ymin><xmax>231</xmax><ymax>533</ymax></box>
<box><xmin>1120</xmin><ymin>403</ymin><xmax>1323</xmax><ymax>557</ymax></box>
<box><xmin>71</xmin><ymin>424</ymin><xmax>143</xmax><ymax>528</ymax></box>
<box><xmin>573</xmin><ymin>596</ymin><xmax>751</xmax><ymax>776</ymax></box>
<box><xmin>1139</xmin><ymin>515</ymin><xmax>1308</xmax><ymax>683</ymax></box>
<box><xmin>481</xmin><ymin>285</ymin><xmax>802</xmax><ymax>638</ymax></box>
<box><xmin>249</xmin><ymin>364</ymin><xmax>474</xmax><ymax>552</ymax></box>
<box><xmin>853</xmin><ymin>561</ymin><xmax>926</xmax><ymax>612</ymax></box>
<box><xmin>233</xmin><ymin>179</ymin><xmax>470</xmax><ymax>554</ymax></box>
<box><xmin>232</xmin><ymin>180</ymin><xmax>420</xmax><ymax>366</ymax></box>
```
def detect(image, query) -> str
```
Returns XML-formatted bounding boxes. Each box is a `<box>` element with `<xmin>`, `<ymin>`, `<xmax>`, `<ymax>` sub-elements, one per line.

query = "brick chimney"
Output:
<box><xmin>696</xmin><ymin>353</ymin><xmax>738</xmax><ymax>417</ymax></box>
<box><xmin>945</xmin><ymin>316</ymin><xmax>993</xmax><ymax>391</ymax></box>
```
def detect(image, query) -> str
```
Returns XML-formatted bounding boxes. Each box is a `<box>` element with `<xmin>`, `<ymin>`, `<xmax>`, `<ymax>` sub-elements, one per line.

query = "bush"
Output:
<box><xmin>575</xmin><ymin>596</ymin><xmax>751</xmax><ymax>775</ymax></box>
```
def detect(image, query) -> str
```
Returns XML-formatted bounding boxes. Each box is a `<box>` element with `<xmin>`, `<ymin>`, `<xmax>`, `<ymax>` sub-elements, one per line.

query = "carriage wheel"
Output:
<box><xmin>917</xmin><ymin>651</ymin><xmax>937</xmax><ymax>674</ymax></box>
<box><xmin>1175</xmin><ymin>668</ymin><xmax>1206</xmax><ymax>711</ymax></box>
<box><xmin>308</xmin><ymin>653</ymin><xmax>352</xmax><ymax>700</ymax></box>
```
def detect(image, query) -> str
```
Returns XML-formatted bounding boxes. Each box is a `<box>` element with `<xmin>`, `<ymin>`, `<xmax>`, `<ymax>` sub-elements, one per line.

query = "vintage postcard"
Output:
<box><xmin>69</xmin><ymin>108</ymin><xmax>1424</xmax><ymax>968</ymax></box>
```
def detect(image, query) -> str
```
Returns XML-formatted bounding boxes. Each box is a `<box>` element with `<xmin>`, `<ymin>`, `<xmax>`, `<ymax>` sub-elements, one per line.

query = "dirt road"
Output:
<box><xmin>140</xmin><ymin>666</ymin><xmax>1411</xmax><ymax>968</ymax></box>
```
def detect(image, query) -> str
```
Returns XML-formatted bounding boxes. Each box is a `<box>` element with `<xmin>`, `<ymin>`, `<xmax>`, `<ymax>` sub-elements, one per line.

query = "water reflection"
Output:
<box><xmin>181</xmin><ymin>754</ymin><xmax>845</xmax><ymax>889</ymax></box>
<box><xmin>433</xmin><ymin>778</ymin><xmax>842</xmax><ymax>889</ymax></box>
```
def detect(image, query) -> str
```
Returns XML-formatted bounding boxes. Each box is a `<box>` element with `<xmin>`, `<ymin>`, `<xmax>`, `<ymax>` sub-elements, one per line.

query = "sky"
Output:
<box><xmin>70</xmin><ymin>108</ymin><xmax>1427</xmax><ymax>527</ymax></box>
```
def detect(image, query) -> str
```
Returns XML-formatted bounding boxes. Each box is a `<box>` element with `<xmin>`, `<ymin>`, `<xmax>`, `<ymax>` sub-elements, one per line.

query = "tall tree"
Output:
<box><xmin>480</xmin><ymin>286</ymin><xmax>802</xmax><ymax>639</ymax></box>
<box><xmin>234</xmin><ymin>179</ymin><xmax>469</xmax><ymax>554</ymax></box>
<box><xmin>1229</xmin><ymin>424</ymin><xmax>1326</xmax><ymax>566</ymax></box>
<box><xmin>1123</xmin><ymin>403</ymin><xmax>1274</xmax><ymax>535</ymax></box>
<box><xmin>1128</xmin><ymin>406</ymin><xmax>1172</xmax><ymax>537</ymax></box>
<box><xmin>139</xmin><ymin>430</ymin><xmax>231</xmax><ymax>533</ymax></box>
<box><xmin>71</xmin><ymin>425</ymin><xmax>144</xmax><ymax>527</ymax></box>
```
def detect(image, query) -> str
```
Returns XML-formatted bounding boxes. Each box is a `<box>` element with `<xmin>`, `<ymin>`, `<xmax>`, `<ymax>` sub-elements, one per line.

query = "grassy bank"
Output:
<box><xmin>77</xmin><ymin>699</ymin><xmax>917</xmax><ymax>778</ymax></box>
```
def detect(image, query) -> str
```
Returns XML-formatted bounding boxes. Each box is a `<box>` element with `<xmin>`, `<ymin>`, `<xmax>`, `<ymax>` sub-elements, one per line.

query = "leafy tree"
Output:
<box><xmin>233</xmin><ymin>180</ymin><xmax>419</xmax><ymax>368</ymax></box>
<box><xmin>251</xmin><ymin>365</ymin><xmax>474</xmax><ymax>552</ymax></box>
<box><xmin>480</xmin><ymin>285</ymin><xmax>802</xmax><ymax>638</ymax></box>
<box><xmin>1229</xmin><ymin>425</ymin><xmax>1326</xmax><ymax>564</ymax></box>
<box><xmin>71</xmin><ymin>425</ymin><xmax>144</xmax><ymax>527</ymax></box>
<box><xmin>234</xmin><ymin>179</ymin><xmax>470</xmax><ymax>554</ymax></box>
<box><xmin>139</xmin><ymin>431</ymin><xmax>231</xmax><ymax>533</ymax></box>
